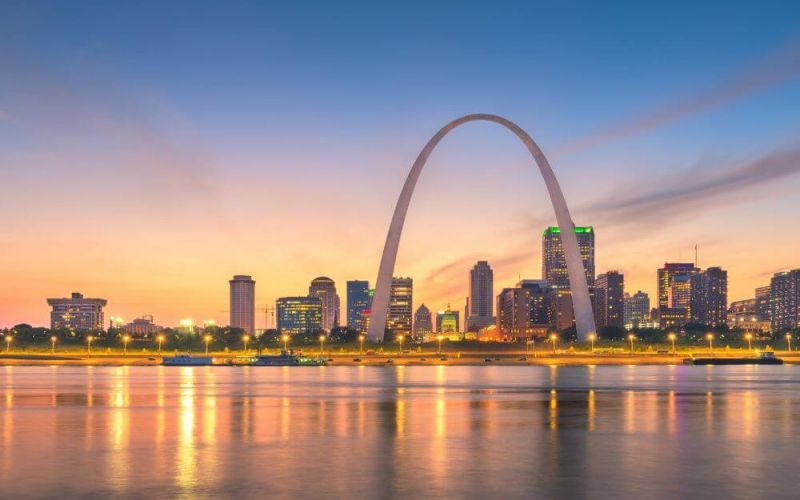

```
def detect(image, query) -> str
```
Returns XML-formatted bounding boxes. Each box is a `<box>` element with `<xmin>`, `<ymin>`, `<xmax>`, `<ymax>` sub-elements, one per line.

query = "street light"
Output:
<box><xmin>588</xmin><ymin>333</ymin><xmax>596</xmax><ymax>353</ymax></box>
<box><xmin>358</xmin><ymin>334</ymin><xmax>365</xmax><ymax>355</ymax></box>
<box><xmin>786</xmin><ymin>333</ymin><xmax>793</xmax><ymax>352</ymax></box>
<box><xmin>156</xmin><ymin>335</ymin><xmax>165</xmax><ymax>355</ymax></box>
<box><xmin>398</xmin><ymin>334</ymin><xmax>404</xmax><ymax>355</ymax></box>
<box><xmin>550</xmin><ymin>333</ymin><xmax>558</xmax><ymax>354</ymax></box>
<box><xmin>122</xmin><ymin>335</ymin><xmax>130</xmax><ymax>355</ymax></box>
<box><xmin>668</xmin><ymin>333</ymin><xmax>677</xmax><ymax>355</ymax></box>
<box><xmin>86</xmin><ymin>335</ymin><xmax>93</xmax><ymax>354</ymax></box>
<box><xmin>745</xmin><ymin>333</ymin><xmax>753</xmax><ymax>352</ymax></box>
<box><xmin>706</xmin><ymin>333</ymin><xmax>714</xmax><ymax>353</ymax></box>
<box><xmin>319</xmin><ymin>334</ymin><xmax>326</xmax><ymax>356</ymax></box>
<box><xmin>243</xmin><ymin>335</ymin><xmax>250</xmax><ymax>353</ymax></box>
<box><xmin>5</xmin><ymin>335</ymin><xmax>12</xmax><ymax>354</ymax></box>
<box><xmin>282</xmin><ymin>334</ymin><xmax>290</xmax><ymax>353</ymax></box>
<box><xmin>50</xmin><ymin>335</ymin><xmax>57</xmax><ymax>354</ymax></box>
<box><xmin>628</xmin><ymin>334</ymin><xmax>636</xmax><ymax>354</ymax></box>
<box><xmin>437</xmin><ymin>334</ymin><xmax>445</xmax><ymax>355</ymax></box>
<box><xmin>204</xmin><ymin>334</ymin><xmax>212</xmax><ymax>354</ymax></box>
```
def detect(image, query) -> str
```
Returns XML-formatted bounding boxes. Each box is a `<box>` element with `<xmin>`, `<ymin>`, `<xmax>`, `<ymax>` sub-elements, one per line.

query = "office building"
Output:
<box><xmin>414</xmin><ymin>304</ymin><xmax>433</xmax><ymax>338</ymax></box>
<box><xmin>624</xmin><ymin>291</ymin><xmax>650</xmax><ymax>328</ymax></box>
<box><xmin>346</xmin><ymin>280</ymin><xmax>371</xmax><ymax>332</ymax></box>
<box><xmin>657</xmin><ymin>263</ymin><xmax>699</xmax><ymax>308</ymax></box>
<box><xmin>755</xmin><ymin>285</ymin><xmax>771</xmax><ymax>321</ymax></box>
<box><xmin>229</xmin><ymin>275</ymin><xmax>255</xmax><ymax>335</ymax></box>
<box><xmin>309</xmin><ymin>276</ymin><xmax>340</xmax><ymax>332</ymax></box>
<box><xmin>386</xmin><ymin>277</ymin><xmax>413</xmax><ymax>338</ymax></box>
<box><xmin>276</xmin><ymin>296</ymin><xmax>323</xmax><ymax>336</ymax></box>
<box><xmin>466</xmin><ymin>261</ymin><xmax>495</xmax><ymax>331</ymax></box>
<box><xmin>542</xmin><ymin>226</ymin><xmax>595</xmax><ymax>288</ymax></box>
<box><xmin>47</xmin><ymin>292</ymin><xmax>107</xmax><ymax>331</ymax></box>
<box><xmin>691</xmin><ymin>267</ymin><xmax>727</xmax><ymax>328</ymax></box>
<box><xmin>595</xmin><ymin>271</ymin><xmax>624</xmax><ymax>329</ymax></box>
<box><xmin>497</xmin><ymin>280</ymin><xmax>551</xmax><ymax>339</ymax></box>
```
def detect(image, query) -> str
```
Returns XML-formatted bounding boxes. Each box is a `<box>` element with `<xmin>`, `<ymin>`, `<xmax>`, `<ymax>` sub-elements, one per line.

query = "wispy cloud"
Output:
<box><xmin>584</xmin><ymin>147</ymin><xmax>800</xmax><ymax>226</ymax></box>
<box><xmin>555</xmin><ymin>40</ymin><xmax>800</xmax><ymax>154</ymax></box>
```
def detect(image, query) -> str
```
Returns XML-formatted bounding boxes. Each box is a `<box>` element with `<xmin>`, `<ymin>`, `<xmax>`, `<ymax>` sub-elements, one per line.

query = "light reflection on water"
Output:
<box><xmin>0</xmin><ymin>365</ymin><xmax>798</xmax><ymax>499</ymax></box>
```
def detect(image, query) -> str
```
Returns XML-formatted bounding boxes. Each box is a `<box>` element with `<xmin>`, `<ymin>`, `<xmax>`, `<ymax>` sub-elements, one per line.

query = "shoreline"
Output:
<box><xmin>1</xmin><ymin>352</ymin><xmax>798</xmax><ymax>367</ymax></box>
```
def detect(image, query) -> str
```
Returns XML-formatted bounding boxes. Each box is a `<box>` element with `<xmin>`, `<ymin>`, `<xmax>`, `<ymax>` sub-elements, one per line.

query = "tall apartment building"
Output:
<box><xmin>595</xmin><ymin>271</ymin><xmax>624</xmax><ymax>329</ymax></box>
<box><xmin>466</xmin><ymin>261</ymin><xmax>495</xmax><ymax>331</ymax></box>
<box><xmin>309</xmin><ymin>276</ymin><xmax>340</xmax><ymax>332</ymax></box>
<box><xmin>624</xmin><ymin>291</ymin><xmax>650</xmax><ymax>328</ymax></box>
<box><xmin>386</xmin><ymin>277</ymin><xmax>413</xmax><ymax>339</ymax></box>
<box><xmin>770</xmin><ymin>270</ymin><xmax>800</xmax><ymax>332</ymax></box>
<box><xmin>229</xmin><ymin>275</ymin><xmax>256</xmax><ymax>335</ymax></box>
<box><xmin>496</xmin><ymin>280</ymin><xmax>551</xmax><ymax>339</ymax></box>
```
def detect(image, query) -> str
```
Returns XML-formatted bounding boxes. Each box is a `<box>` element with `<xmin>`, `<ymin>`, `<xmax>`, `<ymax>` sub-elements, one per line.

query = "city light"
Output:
<box><xmin>550</xmin><ymin>333</ymin><xmax>558</xmax><ymax>354</ymax></box>
<box><xmin>204</xmin><ymin>334</ymin><xmax>212</xmax><ymax>354</ymax></box>
<box><xmin>706</xmin><ymin>333</ymin><xmax>714</xmax><ymax>353</ymax></box>
<box><xmin>437</xmin><ymin>334</ymin><xmax>444</xmax><ymax>355</ymax></box>
<box><xmin>397</xmin><ymin>334</ymin><xmax>404</xmax><ymax>355</ymax></box>
<box><xmin>282</xmin><ymin>334</ymin><xmax>290</xmax><ymax>352</ymax></box>
<box><xmin>50</xmin><ymin>335</ymin><xmax>57</xmax><ymax>354</ymax></box>
<box><xmin>745</xmin><ymin>333</ymin><xmax>753</xmax><ymax>352</ymax></box>
<box><xmin>122</xmin><ymin>335</ymin><xmax>131</xmax><ymax>355</ymax></box>
<box><xmin>86</xmin><ymin>335</ymin><xmax>94</xmax><ymax>354</ymax></box>
<box><xmin>243</xmin><ymin>335</ymin><xmax>250</xmax><ymax>353</ymax></box>
<box><xmin>5</xmin><ymin>335</ymin><xmax>12</xmax><ymax>354</ymax></box>
<box><xmin>587</xmin><ymin>333</ymin><xmax>596</xmax><ymax>353</ymax></box>
<box><xmin>628</xmin><ymin>334</ymin><xmax>636</xmax><ymax>354</ymax></box>
<box><xmin>786</xmin><ymin>333</ymin><xmax>792</xmax><ymax>352</ymax></box>
<box><xmin>668</xmin><ymin>333</ymin><xmax>677</xmax><ymax>354</ymax></box>
<box><xmin>319</xmin><ymin>334</ymin><xmax>326</xmax><ymax>356</ymax></box>
<box><xmin>156</xmin><ymin>334</ymin><xmax>165</xmax><ymax>354</ymax></box>
<box><xmin>358</xmin><ymin>334</ymin><xmax>365</xmax><ymax>355</ymax></box>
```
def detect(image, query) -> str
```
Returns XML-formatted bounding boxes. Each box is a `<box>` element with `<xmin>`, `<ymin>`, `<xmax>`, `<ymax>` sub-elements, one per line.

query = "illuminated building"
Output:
<box><xmin>436</xmin><ymin>305</ymin><xmax>460</xmax><ymax>335</ymax></box>
<box><xmin>657</xmin><ymin>263</ymin><xmax>699</xmax><ymax>308</ymax></box>
<box><xmin>497</xmin><ymin>280</ymin><xmax>551</xmax><ymax>339</ymax></box>
<box><xmin>229</xmin><ymin>275</ymin><xmax>255</xmax><ymax>335</ymax></box>
<box><xmin>47</xmin><ymin>292</ymin><xmax>107</xmax><ymax>331</ymax></box>
<box><xmin>123</xmin><ymin>316</ymin><xmax>162</xmax><ymax>338</ymax></box>
<box><xmin>595</xmin><ymin>271</ymin><xmax>624</xmax><ymax>329</ymax></box>
<box><xmin>414</xmin><ymin>304</ymin><xmax>432</xmax><ymax>338</ymax></box>
<box><xmin>624</xmin><ymin>291</ymin><xmax>650</xmax><ymax>328</ymax></box>
<box><xmin>727</xmin><ymin>299</ymin><xmax>770</xmax><ymax>334</ymax></box>
<box><xmin>690</xmin><ymin>267</ymin><xmax>727</xmax><ymax>328</ymax></box>
<box><xmin>276</xmin><ymin>296</ymin><xmax>323</xmax><ymax>336</ymax></box>
<box><xmin>542</xmin><ymin>226</ymin><xmax>595</xmax><ymax>288</ymax></box>
<box><xmin>466</xmin><ymin>261</ymin><xmax>495</xmax><ymax>331</ymax></box>
<box><xmin>770</xmin><ymin>269</ymin><xmax>800</xmax><ymax>332</ymax></box>
<box><xmin>659</xmin><ymin>307</ymin><xmax>688</xmax><ymax>330</ymax></box>
<box><xmin>309</xmin><ymin>276</ymin><xmax>340</xmax><ymax>332</ymax></box>
<box><xmin>346</xmin><ymin>280</ymin><xmax>370</xmax><ymax>332</ymax></box>
<box><xmin>386</xmin><ymin>277</ymin><xmax>412</xmax><ymax>338</ymax></box>
<box><xmin>755</xmin><ymin>285</ymin><xmax>771</xmax><ymax>321</ymax></box>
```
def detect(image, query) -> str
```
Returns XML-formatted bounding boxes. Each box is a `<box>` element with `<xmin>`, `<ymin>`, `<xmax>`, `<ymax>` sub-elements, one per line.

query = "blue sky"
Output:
<box><xmin>1</xmin><ymin>0</ymin><xmax>800</xmax><ymax>326</ymax></box>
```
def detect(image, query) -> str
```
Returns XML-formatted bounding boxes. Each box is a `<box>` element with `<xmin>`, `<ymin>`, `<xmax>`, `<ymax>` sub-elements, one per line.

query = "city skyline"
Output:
<box><xmin>2</xmin><ymin>2</ymin><xmax>800</xmax><ymax>328</ymax></box>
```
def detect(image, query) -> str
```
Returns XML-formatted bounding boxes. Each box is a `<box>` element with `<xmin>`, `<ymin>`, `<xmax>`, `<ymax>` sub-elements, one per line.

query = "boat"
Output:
<box><xmin>684</xmin><ymin>352</ymin><xmax>784</xmax><ymax>365</ymax></box>
<box><xmin>162</xmin><ymin>354</ymin><xmax>214</xmax><ymax>366</ymax></box>
<box><xmin>252</xmin><ymin>351</ymin><xmax>326</xmax><ymax>366</ymax></box>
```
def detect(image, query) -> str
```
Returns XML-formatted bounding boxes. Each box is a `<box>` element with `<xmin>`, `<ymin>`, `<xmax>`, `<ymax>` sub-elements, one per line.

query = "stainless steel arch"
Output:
<box><xmin>367</xmin><ymin>114</ymin><xmax>596</xmax><ymax>342</ymax></box>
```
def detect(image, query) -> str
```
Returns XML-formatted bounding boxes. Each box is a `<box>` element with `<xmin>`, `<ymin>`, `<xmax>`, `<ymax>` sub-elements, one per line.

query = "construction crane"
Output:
<box><xmin>258</xmin><ymin>304</ymin><xmax>275</xmax><ymax>330</ymax></box>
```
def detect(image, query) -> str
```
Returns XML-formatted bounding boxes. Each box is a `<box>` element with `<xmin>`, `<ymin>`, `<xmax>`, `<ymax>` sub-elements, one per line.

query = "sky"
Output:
<box><xmin>1</xmin><ymin>0</ymin><xmax>800</xmax><ymax>328</ymax></box>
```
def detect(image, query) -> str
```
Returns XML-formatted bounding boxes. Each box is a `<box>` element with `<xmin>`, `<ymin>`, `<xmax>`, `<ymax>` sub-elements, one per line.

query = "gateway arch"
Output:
<box><xmin>367</xmin><ymin>114</ymin><xmax>596</xmax><ymax>343</ymax></box>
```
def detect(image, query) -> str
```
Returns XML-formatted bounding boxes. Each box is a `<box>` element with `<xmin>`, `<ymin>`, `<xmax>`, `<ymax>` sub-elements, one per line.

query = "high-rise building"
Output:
<box><xmin>346</xmin><ymin>280</ymin><xmax>370</xmax><ymax>332</ymax></box>
<box><xmin>436</xmin><ymin>305</ymin><xmax>460</xmax><ymax>334</ymax></box>
<box><xmin>309</xmin><ymin>277</ymin><xmax>340</xmax><ymax>332</ymax></box>
<box><xmin>414</xmin><ymin>304</ymin><xmax>433</xmax><ymax>338</ymax></box>
<box><xmin>624</xmin><ymin>291</ymin><xmax>650</xmax><ymax>328</ymax></box>
<box><xmin>497</xmin><ymin>280</ymin><xmax>550</xmax><ymax>339</ymax></box>
<box><xmin>770</xmin><ymin>270</ymin><xmax>800</xmax><ymax>332</ymax></box>
<box><xmin>595</xmin><ymin>271</ymin><xmax>624</xmax><ymax>329</ymax></box>
<box><xmin>276</xmin><ymin>296</ymin><xmax>323</xmax><ymax>336</ymax></box>
<box><xmin>542</xmin><ymin>226</ymin><xmax>595</xmax><ymax>289</ymax></box>
<box><xmin>691</xmin><ymin>267</ymin><xmax>727</xmax><ymax>328</ymax></box>
<box><xmin>657</xmin><ymin>263</ymin><xmax>699</xmax><ymax>308</ymax></box>
<box><xmin>386</xmin><ymin>277</ymin><xmax>413</xmax><ymax>339</ymax></box>
<box><xmin>467</xmin><ymin>261</ymin><xmax>495</xmax><ymax>331</ymax></box>
<box><xmin>755</xmin><ymin>285</ymin><xmax>771</xmax><ymax>321</ymax></box>
<box><xmin>229</xmin><ymin>275</ymin><xmax>255</xmax><ymax>335</ymax></box>
<box><xmin>47</xmin><ymin>292</ymin><xmax>107</xmax><ymax>331</ymax></box>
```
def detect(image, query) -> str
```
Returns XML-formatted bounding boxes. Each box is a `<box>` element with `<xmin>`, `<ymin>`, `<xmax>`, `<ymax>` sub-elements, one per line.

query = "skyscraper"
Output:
<box><xmin>691</xmin><ymin>267</ymin><xmax>728</xmax><ymax>328</ymax></box>
<box><xmin>229</xmin><ymin>275</ymin><xmax>255</xmax><ymax>334</ymax></box>
<box><xmin>595</xmin><ymin>271</ymin><xmax>624</xmax><ymax>329</ymax></box>
<box><xmin>47</xmin><ymin>292</ymin><xmax>107</xmax><ymax>331</ymax></box>
<box><xmin>624</xmin><ymin>291</ymin><xmax>650</xmax><ymax>328</ymax></box>
<box><xmin>276</xmin><ymin>296</ymin><xmax>323</xmax><ymax>336</ymax></box>
<box><xmin>413</xmin><ymin>304</ymin><xmax>433</xmax><ymax>338</ymax></box>
<box><xmin>657</xmin><ymin>263</ymin><xmax>699</xmax><ymax>308</ymax></box>
<box><xmin>542</xmin><ymin>226</ymin><xmax>595</xmax><ymax>288</ymax></box>
<box><xmin>346</xmin><ymin>280</ymin><xmax>370</xmax><ymax>332</ymax></box>
<box><xmin>467</xmin><ymin>261</ymin><xmax>495</xmax><ymax>332</ymax></box>
<box><xmin>309</xmin><ymin>276</ymin><xmax>340</xmax><ymax>332</ymax></box>
<box><xmin>755</xmin><ymin>285</ymin><xmax>771</xmax><ymax>321</ymax></box>
<box><xmin>386</xmin><ymin>277</ymin><xmax>413</xmax><ymax>339</ymax></box>
<box><xmin>496</xmin><ymin>280</ymin><xmax>550</xmax><ymax>339</ymax></box>
<box><xmin>770</xmin><ymin>270</ymin><xmax>800</xmax><ymax>332</ymax></box>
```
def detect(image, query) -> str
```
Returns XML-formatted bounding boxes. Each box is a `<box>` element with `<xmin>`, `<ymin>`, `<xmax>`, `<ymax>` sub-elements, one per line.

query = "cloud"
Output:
<box><xmin>555</xmin><ymin>39</ymin><xmax>800</xmax><ymax>154</ymax></box>
<box><xmin>0</xmin><ymin>110</ymin><xmax>11</xmax><ymax>121</ymax></box>
<box><xmin>584</xmin><ymin>147</ymin><xmax>800</xmax><ymax>226</ymax></box>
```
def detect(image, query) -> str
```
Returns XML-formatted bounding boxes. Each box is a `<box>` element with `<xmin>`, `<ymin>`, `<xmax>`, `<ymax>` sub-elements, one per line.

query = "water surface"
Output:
<box><xmin>1</xmin><ymin>365</ymin><xmax>797</xmax><ymax>499</ymax></box>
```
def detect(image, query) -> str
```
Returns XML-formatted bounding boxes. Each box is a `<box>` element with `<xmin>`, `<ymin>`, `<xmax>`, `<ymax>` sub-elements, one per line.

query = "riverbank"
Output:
<box><xmin>1</xmin><ymin>351</ymin><xmax>798</xmax><ymax>366</ymax></box>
